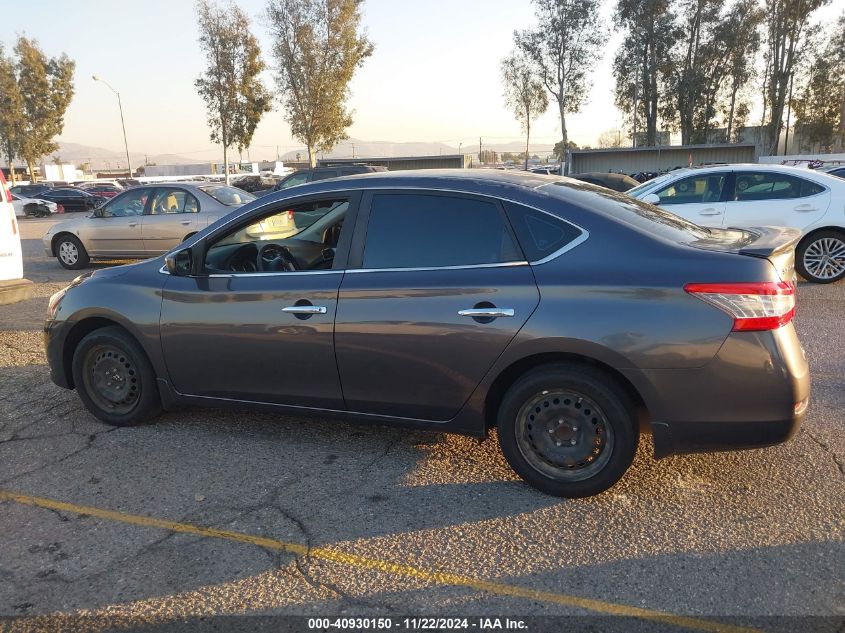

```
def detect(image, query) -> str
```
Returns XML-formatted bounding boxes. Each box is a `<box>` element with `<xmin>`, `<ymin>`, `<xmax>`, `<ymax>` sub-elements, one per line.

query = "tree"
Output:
<box><xmin>0</xmin><ymin>46</ymin><xmax>22</xmax><ymax>184</ymax></box>
<box><xmin>613</xmin><ymin>0</ymin><xmax>677</xmax><ymax>146</ymax></box>
<box><xmin>718</xmin><ymin>0</ymin><xmax>764</xmax><ymax>143</ymax></box>
<box><xmin>266</xmin><ymin>0</ymin><xmax>373</xmax><ymax>167</ymax></box>
<box><xmin>478</xmin><ymin>149</ymin><xmax>499</xmax><ymax>164</ymax></box>
<box><xmin>553</xmin><ymin>139</ymin><xmax>578</xmax><ymax>161</ymax></box>
<box><xmin>793</xmin><ymin>13</ymin><xmax>845</xmax><ymax>151</ymax></box>
<box><xmin>195</xmin><ymin>0</ymin><xmax>271</xmax><ymax>184</ymax></box>
<box><xmin>501</xmin><ymin>52</ymin><xmax>549</xmax><ymax>171</ymax></box>
<box><xmin>515</xmin><ymin>0</ymin><xmax>605</xmax><ymax>167</ymax></box>
<box><xmin>762</xmin><ymin>0</ymin><xmax>829</xmax><ymax>154</ymax></box>
<box><xmin>0</xmin><ymin>38</ymin><xmax>75</xmax><ymax>183</ymax></box>
<box><xmin>597</xmin><ymin>129</ymin><xmax>623</xmax><ymax>148</ymax></box>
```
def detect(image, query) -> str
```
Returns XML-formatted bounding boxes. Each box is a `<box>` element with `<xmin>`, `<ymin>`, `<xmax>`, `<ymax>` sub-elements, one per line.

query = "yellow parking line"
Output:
<box><xmin>0</xmin><ymin>488</ymin><xmax>760</xmax><ymax>633</ymax></box>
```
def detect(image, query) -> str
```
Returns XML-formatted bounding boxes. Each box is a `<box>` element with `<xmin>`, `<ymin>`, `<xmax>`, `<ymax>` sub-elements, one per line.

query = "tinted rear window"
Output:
<box><xmin>363</xmin><ymin>193</ymin><xmax>522</xmax><ymax>269</ymax></box>
<box><xmin>504</xmin><ymin>202</ymin><xmax>583</xmax><ymax>262</ymax></box>
<box><xmin>541</xmin><ymin>181</ymin><xmax>710</xmax><ymax>242</ymax></box>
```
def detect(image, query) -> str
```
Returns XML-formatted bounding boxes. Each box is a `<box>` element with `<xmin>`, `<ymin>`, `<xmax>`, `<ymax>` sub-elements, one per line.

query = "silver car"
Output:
<box><xmin>43</xmin><ymin>183</ymin><xmax>259</xmax><ymax>269</ymax></box>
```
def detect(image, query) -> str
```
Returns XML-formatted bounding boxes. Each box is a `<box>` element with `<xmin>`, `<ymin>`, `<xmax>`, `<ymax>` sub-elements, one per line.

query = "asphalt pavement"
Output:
<box><xmin>0</xmin><ymin>215</ymin><xmax>843</xmax><ymax>632</ymax></box>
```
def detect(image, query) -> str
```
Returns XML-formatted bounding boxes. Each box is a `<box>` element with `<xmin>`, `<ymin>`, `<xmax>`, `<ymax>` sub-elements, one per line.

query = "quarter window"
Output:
<box><xmin>733</xmin><ymin>172</ymin><xmax>824</xmax><ymax>201</ymax></box>
<box><xmin>504</xmin><ymin>202</ymin><xmax>583</xmax><ymax>262</ymax></box>
<box><xmin>654</xmin><ymin>174</ymin><xmax>726</xmax><ymax>205</ymax></box>
<box><xmin>362</xmin><ymin>194</ymin><xmax>522</xmax><ymax>269</ymax></box>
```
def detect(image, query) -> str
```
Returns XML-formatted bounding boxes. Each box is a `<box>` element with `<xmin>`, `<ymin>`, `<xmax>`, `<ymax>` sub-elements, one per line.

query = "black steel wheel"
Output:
<box><xmin>72</xmin><ymin>326</ymin><xmax>162</xmax><ymax>426</ymax></box>
<box><xmin>498</xmin><ymin>363</ymin><xmax>638</xmax><ymax>497</ymax></box>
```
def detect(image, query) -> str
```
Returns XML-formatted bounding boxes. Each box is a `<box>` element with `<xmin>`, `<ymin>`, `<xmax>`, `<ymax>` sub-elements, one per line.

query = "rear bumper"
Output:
<box><xmin>627</xmin><ymin>325</ymin><xmax>810</xmax><ymax>458</ymax></box>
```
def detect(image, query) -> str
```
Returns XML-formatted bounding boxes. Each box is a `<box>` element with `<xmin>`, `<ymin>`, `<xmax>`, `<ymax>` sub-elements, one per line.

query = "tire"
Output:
<box><xmin>55</xmin><ymin>234</ymin><xmax>90</xmax><ymax>270</ymax></box>
<box><xmin>497</xmin><ymin>363</ymin><xmax>638</xmax><ymax>498</ymax></box>
<box><xmin>796</xmin><ymin>230</ymin><xmax>845</xmax><ymax>284</ymax></box>
<box><xmin>71</xmin><ymin>326</ymin><xmax>162</xmax><ymax>426</ymax></box>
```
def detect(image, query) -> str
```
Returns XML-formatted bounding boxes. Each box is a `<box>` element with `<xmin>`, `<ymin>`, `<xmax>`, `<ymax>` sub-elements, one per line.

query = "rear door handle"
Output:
<box><xmin>180</xmin><ymin>220</ymin><xmax>191</xmax><ymax>225</ymax></box>
<box><xmin>794</xmin><ymin>205</ymin><xmax>818</xmax><ymax>212</ymax></box>
<box><xmin>458</xmin><ymin>308</ymin><xmax>515</xmax><ymax>318</ymax></box>
<box><xmin>128</xmin><ymin>222</ymin><xmax>138</xmax><ymax>227</ymax></box>
<box><xmin>699</xmin><ymin>208</ymin><xmax>722</xmax><ymax>216</ymax></box>
<box><xmin>282</xmin><ymin>306</ymin><xmax>327</xmax><ymax>315</ymax></box>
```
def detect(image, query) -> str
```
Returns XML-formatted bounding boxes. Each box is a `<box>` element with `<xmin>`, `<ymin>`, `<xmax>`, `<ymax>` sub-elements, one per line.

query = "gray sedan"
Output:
<box><xmin>42</xmin><ymin>183</ymin><xmax>258</xmax><ymax>269</ymax></box>
<box><xmin>43</xmin><ymin>171</ymin><xmax>809</xmax><ymax>497</ymax></box>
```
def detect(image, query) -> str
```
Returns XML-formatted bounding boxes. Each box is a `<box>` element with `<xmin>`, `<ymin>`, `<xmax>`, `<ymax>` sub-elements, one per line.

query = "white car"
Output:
<box><xmin>10</xmin><ymin>193</ymin><xmax>59</xmax><ymax>217</ymax></box>
<box><xmin>628</xmin><ymin>164</ymin><xmax>845</xmax><ymax>283</ymax></box>
<box><xmin>0</xmin><ymin>172</ymin><xmax>23</xmax><ymax>283</ymax></box>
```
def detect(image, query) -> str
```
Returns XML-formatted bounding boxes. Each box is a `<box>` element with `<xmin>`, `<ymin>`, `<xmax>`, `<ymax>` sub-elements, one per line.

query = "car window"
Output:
<box><xmin>311</xmin><ymin>170</ymin><xmax>340</xmax><ymax>182</ymax></box>
<box><xmin>149</xmin><ymin>188</ymin><xmax>199</xmax><ymax>214</ymax></box>
<box><xmin>197</xmin><ymin>185</ymin><xmax>255</xmax><ymax>206</ymax></box>
<box><xmin>54</xmin><ymin>188</ymin><xmax>83</xmax><ymax>197</ymax></box>
<box><xmin>102</xmin><ymin>188</ymin><xmax>151</xmax><ymax>217</ymax></box>
<box><xmin>654</xmin><ymin>174</ymin><xmax>726</xmax><ymax>205</ymax></box>
<box><xmin>204</xmin><ymin>198</ymin><xmax>350</xmax><ymax>273</ymax></box>
<box><xmin>504</xmin><ymin>202</ymin><xmax>583</xmax><ymax>262</ymax></box>
<box><xmin>277</xmin><ymin>172</ymin><xmax>310</xmax><ymax>190</ymax></box>
<box><xmin>733</xmin><ymin>172</ymin><xmax>822</xmax><ymax>201</ymax></box>
<box><xmin>362</xmin><ymin>194</ymin><xmax>522</xmax><ymax>269</ymax></box>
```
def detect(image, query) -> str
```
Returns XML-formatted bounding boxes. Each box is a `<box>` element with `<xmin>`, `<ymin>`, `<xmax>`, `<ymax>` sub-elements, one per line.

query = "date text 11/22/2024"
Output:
<box><xmin>307</xmin><ymin>618</ymin><xmax>528</xmax><ymax>630</ymax></box>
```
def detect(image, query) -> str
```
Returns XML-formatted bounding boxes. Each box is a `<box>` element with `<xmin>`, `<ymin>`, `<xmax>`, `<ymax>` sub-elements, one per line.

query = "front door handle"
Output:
<box><xmin>282</xmin><ymin>305</ymin><xmax>327</xmax><ymax>315</ymax></box>
<box><xmin>458</xmin><ymin>308</ymin><xmax>515</xmax><ymax>318</ymax></box>
<box><xmin>180</xmin><ymin>220</ymin><xmax>191</xmax><ymax>225</ymax></box>
<box><xmin>128</xmin><ymin>221</ymin><xmax>138</xmax><ymax>227</ymax></box>
<box><xmin>699</xmin><ymin>208</ymin><xmax>722</xmax><ymax>216</ymax></box>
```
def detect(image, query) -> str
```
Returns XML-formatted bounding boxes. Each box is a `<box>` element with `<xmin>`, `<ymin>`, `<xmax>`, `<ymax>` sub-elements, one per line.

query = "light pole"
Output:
<box><xmin>93</xmin><ymin>75</ymin><xmax>132</xmax><ymax>178</ymax></box>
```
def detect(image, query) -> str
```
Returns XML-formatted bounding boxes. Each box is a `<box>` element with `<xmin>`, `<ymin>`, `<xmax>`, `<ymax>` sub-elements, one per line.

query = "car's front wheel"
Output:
<box><xmin>497</xmin><ymin>364</ymin><xmax>638</xmax><ymax>498</ymax></box>
<box><xmin>55</xmin><ymin>235</ymin><xmax>90</xmax><ymax>270</ymax></box>
<box><xmin>796</xmin><ymin>230</ymin><xmax>845</xmax><ymax>284</ymax></box>
<box><xmin>71</xmin><ymin>326</ymin><xmax>162</xmax><ymax>426</ymax></box>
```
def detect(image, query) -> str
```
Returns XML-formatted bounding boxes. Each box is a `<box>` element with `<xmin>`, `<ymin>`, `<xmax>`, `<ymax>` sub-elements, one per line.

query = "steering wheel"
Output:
<box><xmin>258</xmin><ymin>243</ymin><xmax>299</xmax><ymax>272</ymax></box>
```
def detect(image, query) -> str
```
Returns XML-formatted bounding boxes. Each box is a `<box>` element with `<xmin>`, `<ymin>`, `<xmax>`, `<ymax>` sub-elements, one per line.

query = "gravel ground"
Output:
<box><xmin>0</xmin><ymin>216</ymin><xmax>843</xmax><ymax>632</ymax></box>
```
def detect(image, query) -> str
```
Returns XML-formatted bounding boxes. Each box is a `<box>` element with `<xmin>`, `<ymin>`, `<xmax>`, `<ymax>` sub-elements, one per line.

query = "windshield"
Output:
<box><xmin>626</xmin><ymin>173</ymin><xmax>674</xmax><ymax>197</ymax></box>
<box><xmin>199</xmin><ymin>185</ymin><xmax>256</xmax><ymax>206</ymax></box>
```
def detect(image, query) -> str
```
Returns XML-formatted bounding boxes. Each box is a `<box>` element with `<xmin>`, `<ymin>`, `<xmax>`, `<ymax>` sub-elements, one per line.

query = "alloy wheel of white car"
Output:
<box><xmin>59</xmin><ymin>240</ymin><xmax>79</xmax><ymax>266</ymax></box>
<box><xmin>802</xmin><ymin>236</ymin><xmax>845</xmax><ymax>282</ymax></box>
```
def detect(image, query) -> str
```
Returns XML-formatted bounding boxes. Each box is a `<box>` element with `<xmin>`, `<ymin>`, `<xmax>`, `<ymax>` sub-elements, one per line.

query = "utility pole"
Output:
<box><xmin>352</xmin><ymin>143</ymin><xmax>356</xmax><ymax>159</ymax></box>
<box><xmin>479</xmin><ymin>137</ymin><xmax>482</xmax><ymax>164</ymax></box>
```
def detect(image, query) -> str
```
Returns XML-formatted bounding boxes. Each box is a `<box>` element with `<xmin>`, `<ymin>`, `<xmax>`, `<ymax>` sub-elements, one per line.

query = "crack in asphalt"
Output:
<box><xmin>806</xmin><ymin>431</ymin><xmax>845</xmax><ymax>478</ymax></box>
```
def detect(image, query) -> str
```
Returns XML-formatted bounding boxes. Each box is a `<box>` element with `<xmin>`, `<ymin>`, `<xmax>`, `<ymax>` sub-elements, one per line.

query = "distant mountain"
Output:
<box><xmin>280</xmin><ymin>138</ymin><xmax>557</xmax><ymax>161</ymax></box>
<box><xmin>49</xmin><ymin>142</ymin><xmax>198</xmax><ymax>171</ymax></box>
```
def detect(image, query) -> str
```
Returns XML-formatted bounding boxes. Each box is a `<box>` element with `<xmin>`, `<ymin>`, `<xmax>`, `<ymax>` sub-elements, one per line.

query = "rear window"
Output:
<box><xmin>198</xmin><ymin>185</ymin><xmax>255</xmax><ymax>206</ymax></box>
<box><xmin>541</xmin><ymin>181</ymin><xmax>711</xmax><ymax>242</ymax></box>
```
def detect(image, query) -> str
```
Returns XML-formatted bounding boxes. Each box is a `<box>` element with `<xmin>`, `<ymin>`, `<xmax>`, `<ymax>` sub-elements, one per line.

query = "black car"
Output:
<box><xmin>44</xmin><ymin>170</ymin><xmax>808</xmax><ymax>498</ymax></box>
<box><xmin>38</xmin><ymin>187</ymin><xmax>107</xmax><ymax>211</ymax></box>
<box><xmin>232</xmin><ymin>175</ymin><xmax>278</xmax><ymax>195</ymax></box>
<box><xmin>819</xmin><ymin>166</ymin><xmax>845</xmax><ymax>180</ymax></box>
<box><xmin>10</xmin><ymin>183</ymin><xmax>52</xmax><ymax>198</ymax></box>
<box><xmin>274</xmin><ymin>165</ymin><xmax>387</xmax><ymax>191</ymax></box>
<box><xmin>571</xmin><ymin>172</ymin><xmax>639</xmax><ymax>192</ymax></box>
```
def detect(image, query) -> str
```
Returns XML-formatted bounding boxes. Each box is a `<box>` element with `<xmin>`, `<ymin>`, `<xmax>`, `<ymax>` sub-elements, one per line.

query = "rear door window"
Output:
<box><xmin>311</xmin><ymin>169</ymin><xmax>340</xmax><ymax>182</ymax></box>
<box><xmin>733</xmin><ymin>172</ymin><xmax>824</xmax><ymax>201</ymax></box>
<box><xmin>362</xmin><ymin>193</ymin><xmax>522</xmax><ymax>269</ymax></box>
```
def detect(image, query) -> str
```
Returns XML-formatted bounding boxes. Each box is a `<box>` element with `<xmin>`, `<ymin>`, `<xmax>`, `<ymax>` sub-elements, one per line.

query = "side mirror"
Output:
<box><xmin>165</xmin><ymin>248</ymin><xmax>193</xmax><ymax>276</ymax></box>
<box><xmin>642</xmin><ymin>193</ymin><xmax>661</xmax><ymax>206</ymax></box>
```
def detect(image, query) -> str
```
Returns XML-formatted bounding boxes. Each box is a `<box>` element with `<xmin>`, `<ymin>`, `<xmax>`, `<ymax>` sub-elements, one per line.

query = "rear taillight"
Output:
<box><xmin>287</xmin><ymin>210</ymin><xmax>294</xmax><ymax>220</ymax></box>
<box><xmin>57</xmin><ymin>204</ymin><xmax>65</xmax><ymax>213</ymax></box>
<box><xmin>684</xmin><ymin>281</ymin><xmax>796</xmax><ymax>332</ymax></box>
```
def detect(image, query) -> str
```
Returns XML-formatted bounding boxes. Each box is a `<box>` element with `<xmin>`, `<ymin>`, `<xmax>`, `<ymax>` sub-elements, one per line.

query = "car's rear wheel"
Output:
<box><xmin>796</xmin><ymin>230</ymin><xmax>845</xmax><ymax>284</ymax></box>
<box><xmin>497</xmin><ymin>364</ymin><xmax>638</xmax><ymax>497</ymax></box>
<box><xmin>71</xmin><ymin>326</ymin><xmax>162</xmax><ymax>426</ymax></box>
<box><xmin>55</xmin><ymin>235</ymin><xmax>90</xmax><ymax>270</ymax></box>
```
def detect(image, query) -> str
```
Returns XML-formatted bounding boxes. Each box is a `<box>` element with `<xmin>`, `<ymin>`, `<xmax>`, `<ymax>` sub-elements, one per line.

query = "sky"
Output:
<box><xmin>1</xmin><ymin>0</ymin><xmax>841</xmax><ymax>162</ymax></box>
